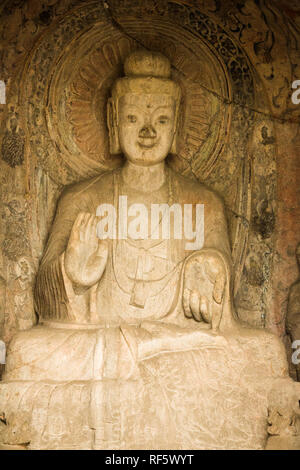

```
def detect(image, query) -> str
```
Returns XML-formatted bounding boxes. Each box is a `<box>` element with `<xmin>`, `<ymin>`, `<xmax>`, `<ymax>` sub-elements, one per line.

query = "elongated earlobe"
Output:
<box><xmin>170</xmin><ymin>133</ymin><xmax>178</xmax><ymax>155</ymax></box>
<box><xmin>170</xmin><ymin>109</ymin><xmax>180</xmax><ymax>155</ymax></box>
<box><xmin>107</xmin><ymin>98</ymin><xmax>121</xmax><ymax>155</ymax></box>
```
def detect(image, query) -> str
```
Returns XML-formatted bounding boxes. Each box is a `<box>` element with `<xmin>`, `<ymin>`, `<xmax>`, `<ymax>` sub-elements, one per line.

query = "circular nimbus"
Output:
<box><xmin>44</xmin><ymin>20</ymin><xmax>231</xmax><ymax>182</ymax></box>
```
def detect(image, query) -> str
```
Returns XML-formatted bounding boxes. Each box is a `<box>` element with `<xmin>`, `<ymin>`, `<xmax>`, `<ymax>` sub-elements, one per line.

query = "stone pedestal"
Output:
<box><xmin>0</xmin><ymin>323</ymin><xmax>295</xmax><ymax>450</ymax></box>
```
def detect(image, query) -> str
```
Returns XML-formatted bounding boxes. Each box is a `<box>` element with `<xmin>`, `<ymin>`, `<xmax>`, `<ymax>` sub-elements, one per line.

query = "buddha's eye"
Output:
<box><xmin>158</xmin><ymin>116</ymin><xmax>169</xmax><ymax>124</ymax></box>
<box><xmin>127</xmin><ymin>115</ymin><xmax>137</xmax><ymax>123</ymax></box>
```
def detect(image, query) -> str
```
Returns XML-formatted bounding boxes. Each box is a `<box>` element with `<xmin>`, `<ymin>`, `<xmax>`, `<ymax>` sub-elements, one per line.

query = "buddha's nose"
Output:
<box><xmin>139</xmin><ymin>125</ymin><xmax>157</xmax><ymax>139</ymax></box>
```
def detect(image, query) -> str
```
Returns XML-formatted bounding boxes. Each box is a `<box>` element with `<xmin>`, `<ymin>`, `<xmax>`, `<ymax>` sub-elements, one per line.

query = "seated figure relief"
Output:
<box><xmin>0</xmin><ymin>50</ymin><xmax>299</xmax><ymax>450</ymax></box>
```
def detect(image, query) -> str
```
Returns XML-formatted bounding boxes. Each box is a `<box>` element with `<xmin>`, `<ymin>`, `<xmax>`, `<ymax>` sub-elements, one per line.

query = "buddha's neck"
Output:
<box><xmin>121</xmin><ymin>160</ymin><xmax>166</xmax><ymax>192</ymax></box>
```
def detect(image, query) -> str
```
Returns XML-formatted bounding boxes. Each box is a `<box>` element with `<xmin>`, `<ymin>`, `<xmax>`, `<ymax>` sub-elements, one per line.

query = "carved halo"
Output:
<box><xmin>44</xmin><ymin>23</ymin><xmax>231</xmax><ymax>182</ymax></box>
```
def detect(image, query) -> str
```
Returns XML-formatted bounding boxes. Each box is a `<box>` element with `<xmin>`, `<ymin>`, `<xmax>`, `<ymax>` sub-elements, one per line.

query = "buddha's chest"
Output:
<box><xmin>114</xmin><ymin>238</ymin><xmax>179</xmax><ymax>282</ymax></box>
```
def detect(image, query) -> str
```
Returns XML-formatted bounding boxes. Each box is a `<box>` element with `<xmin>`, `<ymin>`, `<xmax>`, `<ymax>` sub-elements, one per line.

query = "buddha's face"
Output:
<box><xmin>118</xmin><ymin>93</ymin><xmax>176</xmax><ymax>166</ymax></box>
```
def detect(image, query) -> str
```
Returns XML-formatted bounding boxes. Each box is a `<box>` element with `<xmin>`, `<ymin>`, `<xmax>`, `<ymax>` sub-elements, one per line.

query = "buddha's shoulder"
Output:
<box><xmin>170</xmin><ymin>168</ymin><xmax>224</xmax><ymax>206</ymax></box>
<box><xmin>59</xmin><ymin>170</ymin><xmax>116</xmax><ymax>202</ymax></box>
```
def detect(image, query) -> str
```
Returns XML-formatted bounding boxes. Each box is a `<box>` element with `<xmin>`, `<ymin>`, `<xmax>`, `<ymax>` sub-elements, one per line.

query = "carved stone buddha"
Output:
<box><xmin>0</xmin><ymin>50</ymin><xmax>299</xmax><ymax>450</ymax></box>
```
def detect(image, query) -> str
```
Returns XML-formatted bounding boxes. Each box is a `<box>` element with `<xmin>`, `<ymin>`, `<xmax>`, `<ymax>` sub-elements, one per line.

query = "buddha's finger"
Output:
<box><xmin>211</xmin><ymin>302</ymin><xmax>223</xmax><ymax>333</ymax></box>
<box><xmin>81</xmin><ymin>212</ymin><xmax>92</xmax><ymax>228</ymax></box>
<box><xmin>77</xmin><ymin>213</ymin><xmax>90</xmax><ymax>241</ymax></box>
<box><xmin>183</xmin><ymin>288</ymin><xmax>192</xmax><ymax>318</ymax></box>
<box><xmin>78</xmin><ymin>214</ymin><xmax>92</xmax><ymax>242</ymax></box>
<box><xmin>200</xmin><ymin>295</ymin><xmax>210</xmax><ymax>323</ymax></box>
<box><xmin>190</xmin><ymin>290</ymin><xmax>201</xmax><ymax>321</ymax></box>
<box><xmin>85</xmin><ymin>215</ymin><xmax>96</xmax><ymax>240</ymax></box>
<box><xmin>88</xmin><ymin>215</ymin><xmax>99</xmax><ymax>241</ymax></box>
<box><xmin>92</xmin><ymin>216</ymin><xmax>99</xmax><ymax>238</ymax></box>
<box><xmin>73</xmin><ymin>212</ymin><xmax>86</xmax><ymax>230</ymax></box>
<box><xmin>213</xmin><ymin>272</ymin><xmax>226</xmax><ymax>304</ymax></box>
<box><xmin>88</xmin><ymin>217</ymin><xmax>98</xmax><ymax>243</ymax></box>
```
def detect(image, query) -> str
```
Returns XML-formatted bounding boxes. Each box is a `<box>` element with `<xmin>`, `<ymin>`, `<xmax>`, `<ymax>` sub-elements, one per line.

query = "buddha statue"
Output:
<box><xmin>0</xmin><ymin>50</ymin><xmax>299</xmax><ymax>450</ymax></box>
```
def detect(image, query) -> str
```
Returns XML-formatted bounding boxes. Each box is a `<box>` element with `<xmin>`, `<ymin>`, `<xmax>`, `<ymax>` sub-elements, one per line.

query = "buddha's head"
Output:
<box><xmin>107</xmin><ymin>50</ymin><xmax>181</xmax><ymax>166</ymax></box>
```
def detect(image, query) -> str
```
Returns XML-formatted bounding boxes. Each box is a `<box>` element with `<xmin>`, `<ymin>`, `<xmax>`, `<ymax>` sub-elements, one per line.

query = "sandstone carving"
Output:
<box><xmin>287</xmin><ymin>243</ymin><xmax>300</xmax><ymax>381</ymax></box>
<box><xmin>265</xmin><ymin>378</ymin><xmax>300</xmax><ymax>450</ymax></box>
<box><xmin>0</xmin><ymin>48</ymin><xmax>299</xmax><ymax>451</ymax></box>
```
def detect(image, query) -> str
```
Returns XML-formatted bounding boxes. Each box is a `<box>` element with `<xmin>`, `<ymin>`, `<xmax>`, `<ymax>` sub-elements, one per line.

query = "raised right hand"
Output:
<box><xmin>64</xmin><ymin>212</ymin><xmax>108</xmax><ymax>288</ymax></box>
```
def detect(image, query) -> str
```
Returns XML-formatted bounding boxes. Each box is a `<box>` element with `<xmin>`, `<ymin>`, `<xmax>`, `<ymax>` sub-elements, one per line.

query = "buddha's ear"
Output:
<box><xmin>107</xmin><ymin>98</ymin><xmax>121</xmax><ymax>155</ymax></box>
<box><xmin>170</xmin><ymin>108</ymin><xmax>180</xmax><ymax>155</ymax></box>
<box><xmin>170</xmin><ymin>132</ymin><xmax>178</xmax><ymax>155</ymax></box>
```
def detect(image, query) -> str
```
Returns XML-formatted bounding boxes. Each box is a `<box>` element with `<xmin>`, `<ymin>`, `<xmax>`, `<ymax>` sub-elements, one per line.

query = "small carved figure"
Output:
<box><xmin>287</xmin><ymin>243</ymin><xmax>300</xmax><ymax>380</ymax></box>
<box><xmin>266</xmin><ymin>378</ymin><xmax>300</xmax><ymax>450</ymax></box>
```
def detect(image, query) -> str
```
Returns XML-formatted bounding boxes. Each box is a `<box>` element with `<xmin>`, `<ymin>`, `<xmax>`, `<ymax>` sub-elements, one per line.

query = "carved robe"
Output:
<box><xmin>34</xmin><ymin>166</ymin><xmax>232</xmax><ymax>327</ymax></box>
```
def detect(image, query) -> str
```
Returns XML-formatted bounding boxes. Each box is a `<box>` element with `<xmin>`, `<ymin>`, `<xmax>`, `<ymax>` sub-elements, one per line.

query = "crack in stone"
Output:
<box><xmin>103</xmin><ymin>0</ymin><xmax>300</xmax><ymax>126</ymax></box>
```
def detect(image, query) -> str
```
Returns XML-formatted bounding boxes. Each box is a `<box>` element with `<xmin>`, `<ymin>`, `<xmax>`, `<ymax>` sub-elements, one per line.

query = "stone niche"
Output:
<box><xmin>0</xmin><ymin>0</ymin><xmax>299</xmax><ymax>450</ymax></box>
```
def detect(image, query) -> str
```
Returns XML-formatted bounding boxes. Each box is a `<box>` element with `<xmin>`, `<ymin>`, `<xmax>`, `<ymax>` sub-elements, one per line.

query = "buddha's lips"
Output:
<box><xmin>138</xmin><ymin>138</ymin><xmax>159</xmax><ymax>149</ymax></box>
